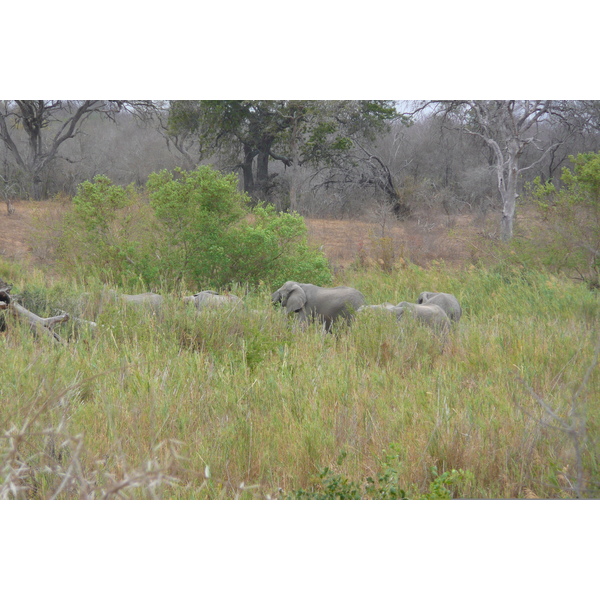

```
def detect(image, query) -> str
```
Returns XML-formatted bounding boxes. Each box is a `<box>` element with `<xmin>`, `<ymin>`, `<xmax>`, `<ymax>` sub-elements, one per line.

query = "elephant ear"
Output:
<box><xmin>284</xmin><ymin>284</ymin><xmax>306</xmax><ymax>313</ymax></box>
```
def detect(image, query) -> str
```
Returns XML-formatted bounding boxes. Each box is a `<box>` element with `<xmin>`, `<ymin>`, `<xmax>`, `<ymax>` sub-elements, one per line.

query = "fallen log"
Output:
<box><xmin>1</xmin><ymin>278</ymin><xmax>72</xmax><ymax>343</ymax></box>
<box><xmin>9</xmin><ymin>301</ymin><xmax>69</xmax><ymax>343</ymax></box>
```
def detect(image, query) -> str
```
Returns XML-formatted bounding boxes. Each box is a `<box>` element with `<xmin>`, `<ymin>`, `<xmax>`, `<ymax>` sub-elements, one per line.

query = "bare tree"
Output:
<box><xmin>415</xmin><ymin>101</ymin><xmax>565</xmax><ymax>240</ymax></box>
<box><xmin>0</xmin><ymin>101</ymin><xmax>157</xmax><ymax>199</ymax></box>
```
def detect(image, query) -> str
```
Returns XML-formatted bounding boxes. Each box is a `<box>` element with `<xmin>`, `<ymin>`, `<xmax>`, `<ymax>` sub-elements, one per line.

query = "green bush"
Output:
<box><xmin>517</xmin><ymin>152</ymin><xmax>600</xmax><ymax>289</ymax></box>
<box><xmin>56</xmin><ymin>175</ymin><xmax>160</xmax><ymax>288</ymax></box>
<box><xmin>56</xmin><ymin>166</ymin><xmax>331</xmax><ymax>291</ymax></box>
<box><xmin>147</xmin><ymin>167</ymin><xmax>331</xmax><ymax>289</ymax></box>
<box><xmin>229</xmin><ymin>205</ymin><xmax>332</xmax><ymax>288</ymax></box>
<box><xmin>285</xmin><ymin>460</ymin><xmax>473</xmax><ymax>500</ymax></box>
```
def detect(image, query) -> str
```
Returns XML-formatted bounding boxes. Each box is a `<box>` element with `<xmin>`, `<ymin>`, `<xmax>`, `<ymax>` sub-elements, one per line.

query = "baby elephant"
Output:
<box><xmin>183</xmin><ymin>290</ymin><xmax>241</xmax><ymax>311</ymax></box>
<box><xmin>395</xmin><ymin>301</ymin><xmax>451</xmax><ymax>333</ymax></box>
<box><xmin>357</xmin><ymin>302</ymin><xmax>396</xmax><ymax>313</ymax></box>
<box><xmin>357</xmin><ymin>303</ymin><xmax>406</xmax><ymax>319</ymax></box>
<box><xmin>119</xmin><ymin>292</ymin><xmax>164</xmax><ymax>308</ymax></box>
<box><xmin>417</xmin><ymin>292</ymin><xmax>462</xmax><ymax>322</ymax></box>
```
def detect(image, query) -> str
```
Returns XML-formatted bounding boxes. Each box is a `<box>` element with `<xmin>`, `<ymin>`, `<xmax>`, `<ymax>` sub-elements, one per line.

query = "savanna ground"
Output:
<box><xmin>0</xmin><ymin>197</ymin><xmax>509</xmax><ymax>270</ymax></box>
<box><xmin>1</xmin><ymin>199</ymin><xmax>599</xmax><ymax>499</ymax></box>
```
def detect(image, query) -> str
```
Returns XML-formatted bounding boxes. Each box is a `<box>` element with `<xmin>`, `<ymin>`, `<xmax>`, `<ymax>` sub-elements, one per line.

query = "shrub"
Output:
<box><xmin>285</xmin><ymin>460</ymin><xmax>473</xmax><ymax>500</ymax></box>
<box><xmin>56</xmin><ymin>176</ymin><xmax>160</xmax><ymax>288</ymax></box>
<box><xmin>518</xmin><ymin>152</ymin><xmax>600</xmax><ymax>289</ymax></box>
<box><xmin>231</xmin><ymin>205</ymin><xmax>332</xmax><ymax>288</ymax></box>
<box><xmin>147</xmin><ymin>167</ymin><xmax>331</xmax><ymax>289</ymax></box>
<box><xmin>55</xmin><ymin>167</ymin><xmax>331</xmax><ymax>291</ymax></box>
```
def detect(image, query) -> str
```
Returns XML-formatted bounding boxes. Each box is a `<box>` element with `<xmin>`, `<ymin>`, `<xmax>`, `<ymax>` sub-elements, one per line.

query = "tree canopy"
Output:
<box><xmin>167</xmin><ymin>100</ymin><xmax>401</xmax><ymax>206</ymax></box>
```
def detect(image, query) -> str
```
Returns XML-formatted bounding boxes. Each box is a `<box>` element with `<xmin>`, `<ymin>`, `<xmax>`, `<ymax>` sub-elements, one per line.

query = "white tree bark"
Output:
<box><xmin>435</xmin><ymin>100</ymin><xmax>561</xmax><ymax>241</ymax></box>
<box><xmin>9</xmin><ymin>301</ymin><xmax>69</xmax><ymax>342</ymax></box>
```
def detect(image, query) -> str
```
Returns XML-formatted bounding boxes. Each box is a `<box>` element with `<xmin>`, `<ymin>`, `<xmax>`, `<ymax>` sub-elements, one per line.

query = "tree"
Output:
<box><xmin>167</xmin><ymin>101</ymin><xmax>292</xmax><ymax>202</ymax></box>
<box><xmin>301</xmin><ymin>101</ymin><xmax>408</xmax><ymax>215</ymax></box>
<box><xmin>0</xmin><ymin>101</ymin><xmax>156</xmax><ymax>199</ymax></box>
<box><xmin>417</xmin><ymin>101</ymin><xmax>565</xmax><ymax>240</ymax></box>
<box><xmin>167</xmin><ymin>100</ymin><xmax>400</xmax><ymax>207</ymax></box>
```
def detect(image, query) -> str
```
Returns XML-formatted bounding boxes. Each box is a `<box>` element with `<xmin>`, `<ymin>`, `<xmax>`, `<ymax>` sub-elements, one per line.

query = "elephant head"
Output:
<box><xmin>271</xmin><ymin>282</ymin><xmax>307</xmax><ymax>314</ymax></box>
<box><xmin>272</xmin><ymin>281</ymin><xmax>365</xmax><ymax>332</ymax></box>
<box><xmin>416</xmin><ymin>292</ymin><xmax>462</xmax><ymax>322</ymax></box>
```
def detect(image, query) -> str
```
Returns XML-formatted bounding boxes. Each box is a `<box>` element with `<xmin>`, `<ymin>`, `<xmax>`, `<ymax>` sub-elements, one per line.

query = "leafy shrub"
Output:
<box><xmin>517</xmin><ymin>152</ymin><xmax>600</xmax><ymax>289</ymax></box>
<box><xmin>285</xmin><ymin>462</ymin><xmax>473</xmax><ymax>500</ymax></box>
<box><xmin>232</xmin><ymin>205</ymin><xmax>332</xmax><ymax>288</ymax></box>
<box><xmin>286</xmin><ymin>444</ymin><xmax>473</xmax><ymax>500</ymax></box>
<box><xmin>148</xmin><ymin>167</ymin><xmax>331</xmax><ymax>289</ymax></box>
<box><xmin>56</xmin><ymin>166</ymin><xmax>331</xmax><ymax>291</ymax></box>
<box><xmin>56</xmin><ymin>175</ymin><xmax>160</xmax><ymax>288</ymax></box>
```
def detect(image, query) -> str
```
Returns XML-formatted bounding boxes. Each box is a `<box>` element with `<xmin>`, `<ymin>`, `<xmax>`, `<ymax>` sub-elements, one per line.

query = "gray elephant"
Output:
<box><xmin>417</xmin><ymin>292</ymin><xmax>462</xmax><ymax>322</ymax></box>
<box><xmin>118</xmin><ymin>292</ymin><xmax>164</xmax><ymax>308</ymax></box>
<box><xmin>395</xmin><ymin>301</ymin><xmax>451</xmax><ymax>333</ymax></box>
<box><xmin>183</xmin><ymin>290</ymin><xmax>241</xmax><ymax>311</ymax></box>
<box><xmin>271</xmin><ymin>281</ymin><xmax>365</xmax><ymax>332</ymax></box>
<box><xmin>357</xmin><ymin>302</ymin><xmax>402</xmax><ymax>318</ymax></box>
<box><xmin>357</xmin><ymin>302</ymin><xmax>396</xmax><ymax>313</ymax></box>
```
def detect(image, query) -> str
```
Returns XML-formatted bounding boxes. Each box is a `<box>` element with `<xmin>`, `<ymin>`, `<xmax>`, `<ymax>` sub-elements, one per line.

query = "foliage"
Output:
<box><xmin>56</xmin><ymin>175</ymin><xmax>160</xmax><ymax>288</ymax></box>
<box><xmin>285</xmin><ymin>459</ymin><xmax>473</xmax><ymax>500</ymax></box>
<box><xmin>519</xmin><ymin>152</ymin><xmax>600</xmax><ymax>288</ymax></box>
<box><xmin>301</xmin><ymin>100</ymin><xmax>399</xmax><ymax>167</ymax></box>
<box><xmin>146</xmin><ymin>166</ymin><xmax>247</xmax><ymax>285</ymax></box>
<box><xmin>70</xmin><ymin>175</ymin><xmax>135</xmax><ymax>232</ymax></box>
<box><xmin>147</xmin><ymin>166</ymin><xmax>331</xmax><ymax>289</ymax></box>
<box><xmin>232</xmin><ymin>205</ymin><xmax>332</xmax><ymax>288</ymax></box>
<box><xmin>421</xmin><ymin>466</ymin><xmax>474</xmax><ymax>499</ymax></box>
<box><xmin>55</xmin><ymin>167</ymin><xmax>331</xmax><ymax>290</ymax></box>
<box><xmin>166</xmin><ymin>100</ymin><xmax>400</xmax><ymax>202</ymax></box>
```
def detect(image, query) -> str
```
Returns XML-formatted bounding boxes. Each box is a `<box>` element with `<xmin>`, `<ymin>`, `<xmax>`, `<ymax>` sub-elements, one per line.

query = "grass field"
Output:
<box><xmin>2</xmin><ymin>244</ymin><xmax>598</xmax><ymax>499</ymax></box>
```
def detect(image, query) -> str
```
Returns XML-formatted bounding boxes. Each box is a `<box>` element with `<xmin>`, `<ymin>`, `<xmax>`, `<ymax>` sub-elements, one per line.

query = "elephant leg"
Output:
<box><xmin>294</xmin><ymin>308</ymin><xmax>309</xmax><ymax>330</ymax></box>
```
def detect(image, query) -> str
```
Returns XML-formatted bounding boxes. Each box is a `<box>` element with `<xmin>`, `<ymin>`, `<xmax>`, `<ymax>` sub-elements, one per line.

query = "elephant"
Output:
<box><xmin>357</xmin><ymin>302</ymin><xmax>402</xmax><ymax>318</ymax></box>
<box><xmin>394</xmin><ymin>301</ymin><xmax>451</xmax><ymax>333</ymax></box>
<box><xmin>183</xmin><ymin>290</ymin><xmax>241</xmax><ymax>311</ymax></box>
<box><xmin>119</xmin><ymin>292</ymin><xmax>164</xmax><ymax>308</ymax></box>
<box><xmin>417</xmin><ymin>292</ymin><xmax>462</xmax><ymax>322</ymax></box>
<box><xmin>271</xmin><ymin>281</ymin><xmax>365</xmax><ymax>332</ymax></box>
<box><xmin>357</xmin><ymin>302</ymin><xmax>396</xmax><ymax>313</ymax></box>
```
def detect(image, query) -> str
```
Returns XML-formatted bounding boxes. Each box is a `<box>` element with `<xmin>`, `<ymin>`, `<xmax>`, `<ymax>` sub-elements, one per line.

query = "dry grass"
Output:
<box><xmin>1</xmin><ymin>200</ymin><xmax>599</xmax><ymax>499</ymax></box>
<box><xmin>2</xmin><ymin>199</ymin><xmax>514</xmax><ymax>272</ymax></box>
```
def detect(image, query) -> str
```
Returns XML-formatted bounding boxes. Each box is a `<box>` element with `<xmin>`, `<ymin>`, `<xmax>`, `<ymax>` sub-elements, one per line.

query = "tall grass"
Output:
<box><xmin>1</xmin><ymin>259</ymin><xmax>598</xmax><ymax>498</ymax></box>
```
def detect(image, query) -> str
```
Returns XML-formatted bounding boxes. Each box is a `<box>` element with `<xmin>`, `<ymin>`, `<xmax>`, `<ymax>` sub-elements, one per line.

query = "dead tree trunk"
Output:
<box><xmin>9</xmin><ymin>301</ymin><xmax>69</xmax><ymax>342</ymax></box>
<box><xmin>1</xmin><ymin>278</ymin><xmax>69</xmax><ymax>343</ymax></box>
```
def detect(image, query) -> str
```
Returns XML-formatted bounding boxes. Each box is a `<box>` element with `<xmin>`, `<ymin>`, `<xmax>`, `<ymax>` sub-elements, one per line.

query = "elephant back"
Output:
<box><xmin>417</xmin><ymin>291</ymin><xmax>462</xmax><ymax>322</ymax></box>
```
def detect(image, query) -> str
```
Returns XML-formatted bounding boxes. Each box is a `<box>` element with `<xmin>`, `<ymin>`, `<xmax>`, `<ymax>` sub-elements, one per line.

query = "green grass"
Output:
<box><xmin>1</xmin><ymin>259</ymin><xmax>599</xmax><ymax>499</ymax></box>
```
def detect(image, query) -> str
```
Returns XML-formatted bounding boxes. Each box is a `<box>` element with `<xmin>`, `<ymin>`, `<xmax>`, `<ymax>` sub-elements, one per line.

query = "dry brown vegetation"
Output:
<box><xmin>1</xmin><ymin>198</ymin><xmax>518</xmax><ymax>271</ymax></box>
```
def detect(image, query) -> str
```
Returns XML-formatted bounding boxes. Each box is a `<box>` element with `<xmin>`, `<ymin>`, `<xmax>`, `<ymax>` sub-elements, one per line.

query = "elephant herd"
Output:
<box><xmin>271</xmin><ymin>281</ymin><xmax>461</xmax><ymax>334</ymax></box>
<box><xmin>116</xmin><ymin>283</ymin><xmax>462</xmax><ymax>335</ymax></box>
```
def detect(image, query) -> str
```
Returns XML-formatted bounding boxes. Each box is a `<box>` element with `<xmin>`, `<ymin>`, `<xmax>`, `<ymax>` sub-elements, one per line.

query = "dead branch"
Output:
<box><xmin>1</xmin><ymin>281</ymin><xmax>70</xmax><ymax>343</ymax></box>
<box><xmin>9</xmin><ymin>301</ymin><xmax>69</xmax><ymax>343</ymax></box>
